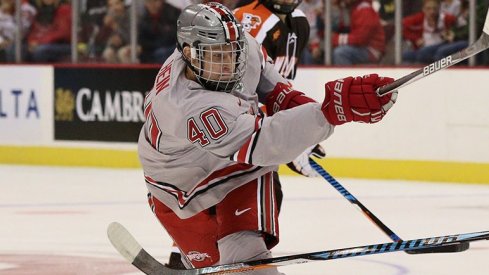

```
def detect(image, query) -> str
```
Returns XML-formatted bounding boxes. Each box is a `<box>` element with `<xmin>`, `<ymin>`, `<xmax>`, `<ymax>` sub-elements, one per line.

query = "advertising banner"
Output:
<box><xmin>54</xmin><ymin>66</ymin><xmax>158</xmax><ymax>142</ymax></box>
<box><xmin>0</xmin><ymin>66</ymin><xmax>53</xmax><ymax>144</ymax></box>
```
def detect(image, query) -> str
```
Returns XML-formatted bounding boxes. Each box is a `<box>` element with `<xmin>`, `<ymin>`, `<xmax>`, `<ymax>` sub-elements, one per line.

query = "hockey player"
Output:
<box><xmin>234</xmin><ymin>0</ymin><xmax>309</xmax><ymax>81</ymax></box>
<box><xmin>138</xmin><ymin>2</ymin><xmax>397</xmax><ymax>273</ymax></box>
<box><xmin>168</xmin><ymin>2</ymin><xmax>317</xmax><ymax>267</ymax></box>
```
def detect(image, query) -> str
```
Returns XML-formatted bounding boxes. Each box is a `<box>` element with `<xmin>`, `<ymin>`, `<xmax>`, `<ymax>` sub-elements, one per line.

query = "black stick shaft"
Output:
<box><xmin>309</xmin><ymin>159</ymin><xmax>402</xmax><ymax>242</ymax></box>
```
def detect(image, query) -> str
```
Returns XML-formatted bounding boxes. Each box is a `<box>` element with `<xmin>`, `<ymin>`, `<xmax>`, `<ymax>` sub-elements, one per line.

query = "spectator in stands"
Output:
<box><xmin>1</xmin><ymin>0</ymin><xmax>36</xmax><ymax>62</ymax></box>
<box><xmin>332</xmin><ymin>0</ymin><xmax>385</xmax><ymax>65</ymax></box>
<box><xmin>377</xmin><ymin>0</ymin><xmax>395</xmax><ymax>42</ymax></box>
<box><xmin>402</xmin><ymin>0</ymin><xmax>458</xmax><ymax>64</ymax></box>
<box><xmin>377</xmin><ymin>0</ymin><xmax>424</xmax><ymax>36</ymax></box>
<box><xmin>330</xmin><ymin>0</ymin><xmax>346</xmax><ymax>33</ymax></box>
<box><xmin>377</xmin><ymin>0</ymin><xmax>424</xmax><ymax>40</ymax></box>
<box><xmin>376</xmin><ymin>0</ymin><xmax>423</xmax><ymax>64</ymax></box>
<box><xmin>299</xmin><ymin>0</ymin><xmax>325</xmax><ymax>64</ymax></box>
<box><xmin>15</xmin><ymin>0</ymin><xmax>36</xmax><ymax>34</ymax></box>
<box><xmin>95</xmin><ymin>0</ymin><xmax>132</xmax><ymax>63</ymax></box>
<box><xmin>138</xmin><ymin>0</ymin><xmax>180</xmax><ymax>64</ymax></box>
<box><xmin>440</xmin><ymin>0</ymin><xmax>461</xmax><ymax>16</ymax></box>
<box><xmin>433</xmin><ymin>0</ymin><xmax>468</xmax><ymax>61</ymax></box>
<box><xmin>0</xmin><ymin>0</ymin><xmax>16</xmax><ymax>61</ymax></box>
<box><xmin>376</xmin><ymin>0</ymin><xmax>396</xmax><ymax>64</ymax></box>
<box><xmin>26</xmin><ymin>0</ymin><xmax>71</xmax><ymax>63</ymax></box>
<box><xmin>79</xmin><ymin>0</ymin><xmax>108</xmax><ymax>61</ymax></box>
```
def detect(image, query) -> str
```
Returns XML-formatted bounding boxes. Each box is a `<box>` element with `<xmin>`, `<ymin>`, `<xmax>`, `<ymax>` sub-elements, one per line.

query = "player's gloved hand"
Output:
<box><xmin>287</xmin><ymin>144</ymin><xmax>326</xmax><ymax>177</ymax></box>
<box><xmin>322</xmin><ymin>74</ymin><xmax>398</xmax><ymax>125</ymax></box>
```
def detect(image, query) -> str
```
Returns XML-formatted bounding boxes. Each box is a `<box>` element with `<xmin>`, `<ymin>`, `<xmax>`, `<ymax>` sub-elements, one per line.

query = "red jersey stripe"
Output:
<box><xmin>145</xmin><ymin>163</ymin><xmax>257</xmax><ymax>208</ymax></box>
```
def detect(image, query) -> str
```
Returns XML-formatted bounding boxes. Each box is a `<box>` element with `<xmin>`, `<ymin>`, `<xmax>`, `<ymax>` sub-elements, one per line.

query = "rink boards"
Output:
<box><xmin>0</xmin><ymin>65</ymin><xmax>488</xmax><ymax>183</ymax></box>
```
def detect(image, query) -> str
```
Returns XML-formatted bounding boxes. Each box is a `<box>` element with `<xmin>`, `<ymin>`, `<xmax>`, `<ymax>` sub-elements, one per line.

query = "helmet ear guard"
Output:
<box><xmin>177</xmin><ymin>42</ymin><xmax>200</xmax><ymax>61</ymax></box>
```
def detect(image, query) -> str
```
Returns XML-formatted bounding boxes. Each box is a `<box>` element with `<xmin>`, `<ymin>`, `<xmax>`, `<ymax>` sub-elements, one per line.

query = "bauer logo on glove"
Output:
<box><xmin>322</xmin><ymin>74</ymin><xmax>398</xmax><ymax>126</ymax></box>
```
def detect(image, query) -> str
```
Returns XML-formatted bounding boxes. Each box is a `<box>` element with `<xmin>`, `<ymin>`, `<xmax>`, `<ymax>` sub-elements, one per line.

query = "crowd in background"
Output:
<box><xmin>0</xmin><ymin>0</ymin><xmax>488</xmax><ymax>65</ymax></box>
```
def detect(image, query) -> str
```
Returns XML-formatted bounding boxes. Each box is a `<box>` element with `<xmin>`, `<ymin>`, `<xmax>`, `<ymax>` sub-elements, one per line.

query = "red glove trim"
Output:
<box><xmin>265</xmin><ymin>82</ymin><xmax>316</xmax><ymax>115</ymax></box>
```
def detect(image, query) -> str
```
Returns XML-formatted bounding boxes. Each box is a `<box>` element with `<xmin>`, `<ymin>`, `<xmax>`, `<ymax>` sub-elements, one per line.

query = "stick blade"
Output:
<box><xmin>108</xmin><ymin>222</ymin><xmax>179</xmax><ymax>275</ymax></box>
<box><xmin>406</xmin><ymin>242</ymin><xmax>470</xmax><ymax>254</ymax></box>
<box><xmin>107</xmin><ymin>222</ymin><xmax>142</xmax><ymax>263</ymax></box>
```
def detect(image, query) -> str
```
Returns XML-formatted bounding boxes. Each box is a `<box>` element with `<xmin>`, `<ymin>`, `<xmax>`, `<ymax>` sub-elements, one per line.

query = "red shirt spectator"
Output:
<box><xmin>401</xmin><ymin>0</ymin><xmax>463</xmax><ymax>64</ymax></box>
<box><xmin>402</xmin><ymin>1</ymin><xmax>456</xmax><ymax>50</ymax></box>
<box><xmin>332</xmin><ymin>0</ymin><xmax>385</xmax><ymax>62</ymax></box>
<box><xmin>27</xmin><ymin>0</ymin><xmax>71</xmax><ymax>46</ymax></box>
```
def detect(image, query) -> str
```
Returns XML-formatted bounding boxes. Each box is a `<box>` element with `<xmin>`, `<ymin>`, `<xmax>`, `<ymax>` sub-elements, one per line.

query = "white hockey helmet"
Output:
<box><xmin>261</xmin><ymin>0</ymin><xmax>302</xmax><ymax>14</ymax></box>
<box><xmin>177</xmin><ymin>2</ymin><xmax>248</xmax><ymax>92</ymax></box>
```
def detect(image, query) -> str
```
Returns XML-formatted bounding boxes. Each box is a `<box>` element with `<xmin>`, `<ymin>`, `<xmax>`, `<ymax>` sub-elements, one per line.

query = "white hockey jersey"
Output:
<box><xmin>138</xmin><ymin>33</ymin><xmax>334</xmax><ymax>219</ymax></box>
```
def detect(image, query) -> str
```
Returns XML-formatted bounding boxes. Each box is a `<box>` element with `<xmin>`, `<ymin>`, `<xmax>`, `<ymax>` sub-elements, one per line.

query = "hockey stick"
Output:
<box><xmin>108</xmin><ymin>222</ymin><xmax>489</xmax><ymax>275</ymax></box>
<box><xmin>309</xmin><ymin>158</ymin><xmax>469</xmax><ymax>254</ymax></box>
<box><xmin>377</xmin><ymin>7</ymin><xmax>489</xmax><ymax>95</ymax></box>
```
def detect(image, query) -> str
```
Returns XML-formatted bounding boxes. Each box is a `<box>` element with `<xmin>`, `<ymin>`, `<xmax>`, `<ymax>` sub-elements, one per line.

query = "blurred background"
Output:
<box><xmin>1</xmin><ymin>2</ymin><xmax>488</xmax><ymax>273</ymax></box>
<box><xmin>1</xmin><ymin>0</ymin><xmax>488</xmax><ymax>182</ymax></box>
<box><xmin>0</xmin><ymin>0</ymin><xmax>488</xmax><ymax>66</ymax></box>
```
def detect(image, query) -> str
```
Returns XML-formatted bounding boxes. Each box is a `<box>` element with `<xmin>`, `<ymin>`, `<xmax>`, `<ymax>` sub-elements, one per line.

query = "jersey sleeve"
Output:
<box><xmin>179</xmin><ymin>93</ymin><xmax>333</xmax><ymax>167</ymax></box>
<box><xmin>231</xmin><ymin>103</ymin><xmax>333</xmax><ymax>166</ymax></box>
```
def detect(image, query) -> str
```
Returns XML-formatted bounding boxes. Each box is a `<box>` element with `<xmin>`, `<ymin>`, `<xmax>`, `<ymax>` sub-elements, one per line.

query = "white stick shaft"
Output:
<box><xmin>378</xmin><ymin>8</ymin><xmax>489</xmax><ymax>96</ymax></box>
<box><xmin>485</xmin><ymin>7</ymin><xmax>489</xmax><ymax>35</ymax></box>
